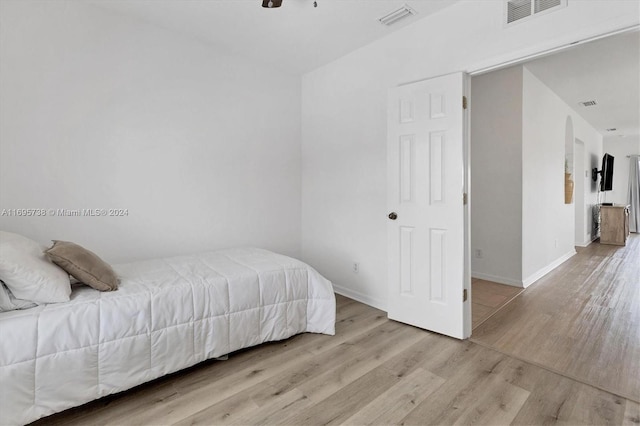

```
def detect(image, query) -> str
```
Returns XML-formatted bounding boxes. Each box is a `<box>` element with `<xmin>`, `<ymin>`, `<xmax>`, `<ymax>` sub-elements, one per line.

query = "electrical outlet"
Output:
<box><xmin>353</xmin><ymin>262</ymin><xmax>359</xmax><ymax>273</ymax></box>
<box><xmin>474</xmin><ymin>249</ymin><xmax>483</xmax><ymax>259</ymax></box>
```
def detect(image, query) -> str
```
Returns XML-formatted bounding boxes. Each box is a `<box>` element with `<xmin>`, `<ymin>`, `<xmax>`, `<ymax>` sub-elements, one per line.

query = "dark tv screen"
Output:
<box><xmin>601</xmin><ymin>153</ymin><xmax>614</xmax><ymax>191</ymax></box>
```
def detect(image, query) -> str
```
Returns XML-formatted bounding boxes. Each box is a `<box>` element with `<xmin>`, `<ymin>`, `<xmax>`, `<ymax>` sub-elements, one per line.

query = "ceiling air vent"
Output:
<box><xmin>378</xmin><ymin>4</ymin><xmax>417</xmax><ymax>26</ymax></box>
<box><xmin>606</xmin><ymin>128</ymin><xmax>617</xmax><ymax>132</ymax></box>
<box><xmin>580</xmin><ymin>100</ymin><xmax>597</xmax><ymax>107</ymax></box>
<box><xmin>505</xmin><ymin>0</ymin><xmax>566</xmax><ymax>25</ymax></box>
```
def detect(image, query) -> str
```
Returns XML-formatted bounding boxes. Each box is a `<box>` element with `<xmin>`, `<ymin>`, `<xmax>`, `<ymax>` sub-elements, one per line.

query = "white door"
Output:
<box><xmin>387</xmin><ymin>72</ymin><xmax>468</xmax><ymax>339</ymax></box>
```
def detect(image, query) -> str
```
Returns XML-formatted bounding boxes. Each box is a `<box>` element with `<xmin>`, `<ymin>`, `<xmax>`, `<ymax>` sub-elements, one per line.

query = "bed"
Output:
<box><xmin>0</xmin><ymin>247</ymin><xmax>336</xmax><ymax>426</ymax></box>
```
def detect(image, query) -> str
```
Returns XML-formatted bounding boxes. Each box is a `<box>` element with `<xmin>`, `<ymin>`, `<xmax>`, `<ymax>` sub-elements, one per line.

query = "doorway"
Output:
<box><xmin>468</xmin><ymin>29</ymin><xmax>639</xmax><ymax>334</ymax></box>
<box><xmin>574</xmin><ymin>139</ymin><xmax>586</xmax><ymax>245</ymax></box>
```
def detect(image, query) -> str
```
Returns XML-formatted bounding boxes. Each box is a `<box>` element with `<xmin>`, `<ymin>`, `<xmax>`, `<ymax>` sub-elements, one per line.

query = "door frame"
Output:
<box><xmin>574</xmin><ymin>139</ymin><xmax>586</xmax><ymax>245</ymax></box>
<box><xmin>463</xmin><ymin>75</ymin><xmax>472</xmax><ymax>338</ymax></box>
<box><xmin>466</xmin><ymin>26</ymin><xmax>638</xmax><ymax>77</ymax></box>
<box><xmin>462</xmin><ymin>25</ymin><xmax>638</xmax><ymax>336</ymax></box>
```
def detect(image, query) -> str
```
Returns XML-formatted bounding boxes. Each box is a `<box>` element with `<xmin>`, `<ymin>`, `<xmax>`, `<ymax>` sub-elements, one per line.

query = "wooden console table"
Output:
<box><xmin>600</xmin><ymin>205</ymin><xmax>630</xmax><ymax>246</ymax></box>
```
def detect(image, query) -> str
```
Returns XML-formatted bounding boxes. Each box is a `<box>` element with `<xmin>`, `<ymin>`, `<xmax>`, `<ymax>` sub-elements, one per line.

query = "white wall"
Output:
<box><xmin>470</xmin><ymin>66</ymin><xmax>523</xmax><ymax>286</ymax></box>
<box><xmin>471</xmin><ymin>65</ymin><xmax>602</xmax><ymax>287</ymax></box>
<box><xmin>0</xmin><ymin>0</ymin><xmax>302</xmax><ymax>263</ymax></box>
<box><xmin>521</xmin><ymin>67</ymin><xmax>602</xmax><ymax>283</ymax></box>
<box><xmin>602</xmin><ymin>136</ymin><xmax>640</xmax><ymax>205</ymax></box>
<box><xmin>574</xmin><ymin>139</ymin><xmax>586</xmax><ymax>245</ymax></box>
<box><xmin>301</xmin><ymin>1</ymin><xmax>638</xmax><ymax>308</ymax></box>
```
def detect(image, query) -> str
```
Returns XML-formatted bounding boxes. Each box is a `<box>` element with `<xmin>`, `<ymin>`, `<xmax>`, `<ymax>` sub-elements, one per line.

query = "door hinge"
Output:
<box><xmin>463</xmin><ymin>288</ymin><xmax>468</xmax><ymax>302</ymax></box>
<box><xmin>462</xmin><ymin>96</ymin><xmax>468</xmax><ymax>110</ymax></box>
<box><xmin>463</xmin><ymin>193</ymin><xmax>468</xmax><ymax>205</ymax></box>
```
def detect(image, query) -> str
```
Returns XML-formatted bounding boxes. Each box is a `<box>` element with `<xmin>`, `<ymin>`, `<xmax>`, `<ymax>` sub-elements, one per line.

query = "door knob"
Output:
<box><xmin>388</xmin><ymin>212</ymin><xmax>398</xmax><ymax>220</ymax></box>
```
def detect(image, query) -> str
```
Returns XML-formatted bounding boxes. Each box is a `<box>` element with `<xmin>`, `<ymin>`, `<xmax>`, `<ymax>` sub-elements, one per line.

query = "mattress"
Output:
<box><xmin>0</xmin><ymin>248</ymin><xmax>335</xmax><ymax>425</ymax></box>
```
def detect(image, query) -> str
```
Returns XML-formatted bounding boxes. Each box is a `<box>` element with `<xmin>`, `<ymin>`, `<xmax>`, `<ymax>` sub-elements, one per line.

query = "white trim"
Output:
<box><xmin>471</xmin><ymin>272</ymin><xmax>523</xmax><ymax>288</ymax></box>
<box><xmin>522</xmin><ymin>249</ymin><xmax>576</xmax><ymax>287</ymax></box>
<box><xmin>575</xmin><ymin>236</ymin><xmax>597</xmax><ymax>247</ymax></box>
<box><xmin>332</xmin><ymin>284</ymin><xmax>387</xmax><ymax>312</ymax></box>
<box><xmin>462</xmin><ymin>74</ymin><xmax>472</xmax><ymax>339</ymax></box>
<box><xmin>469</xmin><ymin>25</ymin><xmax>639</xmax><ymax>76</ymax></box>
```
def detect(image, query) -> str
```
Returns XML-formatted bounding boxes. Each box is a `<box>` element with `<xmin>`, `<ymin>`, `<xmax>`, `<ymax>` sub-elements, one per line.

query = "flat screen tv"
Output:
<box><xmin>601</xmin><ymin>153</ymin><xmax>614</xmax><ymax>191</ymax></box>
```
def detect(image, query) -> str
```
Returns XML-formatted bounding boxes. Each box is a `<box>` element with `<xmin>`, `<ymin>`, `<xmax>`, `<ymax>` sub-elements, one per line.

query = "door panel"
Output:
<box><xmin>387</xmin><ymin>72</ymin><xmax>466</xmax><ymax>339</ymax></box>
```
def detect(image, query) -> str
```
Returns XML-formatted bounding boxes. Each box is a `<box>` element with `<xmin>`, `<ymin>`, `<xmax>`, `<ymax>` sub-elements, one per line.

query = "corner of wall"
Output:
<box><xmin>522</xmin><ymin>249</ymin><xmax>576</xmax><ymax>287</ymax></box>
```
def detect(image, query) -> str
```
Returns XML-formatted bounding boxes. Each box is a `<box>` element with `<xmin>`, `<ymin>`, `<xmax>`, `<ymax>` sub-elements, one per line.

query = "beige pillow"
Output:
<box><xmin>44</xmin><ymin>241</ymin><xmax>118</xmax><ymax>292</ymax></box>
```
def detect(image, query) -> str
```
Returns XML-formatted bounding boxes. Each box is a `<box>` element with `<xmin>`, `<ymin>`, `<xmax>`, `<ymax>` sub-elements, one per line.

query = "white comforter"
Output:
<box><xmin>0</xmin><ymin>248</ymin><xmax>335</xmax><ymax>425</ymax></box>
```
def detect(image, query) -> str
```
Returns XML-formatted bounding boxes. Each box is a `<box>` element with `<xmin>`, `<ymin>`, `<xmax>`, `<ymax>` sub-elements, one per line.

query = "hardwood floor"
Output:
<box><xmin>471</xmin><ymin>279</ymin><xmax>523</xmax><ymax>329</ymax></box>
<box><xmin>472</xmin><ymin>234</ymin><xmax>640</xmax><ymax>403</ymax></box>
<box><xmin>35</xmin><ymin>292</ymin><xmax>639</xmax><ymax>425</ymax></box>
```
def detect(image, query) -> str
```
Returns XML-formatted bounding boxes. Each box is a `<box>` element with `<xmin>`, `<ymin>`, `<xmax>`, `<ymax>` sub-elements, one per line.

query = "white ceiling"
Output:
<box><xmin>90</xmin><ymin>1</ymin><xmax>638</xmax><ymax>138</ymax></box>
<box><xmin>525</xmin><ymin>30</ymin><xmax>640</xmax><ymax>138</ymax></box>
<box><xmin>90</xmin><ymin>0</ymin><xmax>458</xmax><ymax>75</ymax></box>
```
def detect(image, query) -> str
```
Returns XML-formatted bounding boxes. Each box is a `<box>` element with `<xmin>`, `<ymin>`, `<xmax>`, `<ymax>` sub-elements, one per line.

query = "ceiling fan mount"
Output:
<box><xmin>262</xmin><ymin>0</ymin><xmax>283</xmax><ymax>8</ymax></box>
<box><xmin>262</xmin><ymin>0</ymin><xmax>317</xmax><ymax>8</ymax></box>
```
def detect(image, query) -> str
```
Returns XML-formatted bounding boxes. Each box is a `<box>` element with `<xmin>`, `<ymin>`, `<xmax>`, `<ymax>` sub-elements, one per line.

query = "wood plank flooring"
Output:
<box><xmin>472</xmin><ymin>234</ymin><xmax>640</xmax><ymax>403</ymax></box>
<box><xmin>471</xmin><ymin>279</ymin><xmax>523</xmax><ymax>329</ymax></box>
<box><xmin>34</xmin><ymin>291</ymin><xmax>638</xmax><ymax>425</ymax></box>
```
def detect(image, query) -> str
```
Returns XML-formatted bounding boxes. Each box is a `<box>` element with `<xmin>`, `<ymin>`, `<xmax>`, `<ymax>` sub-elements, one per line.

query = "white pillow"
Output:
<box><xmin>0</xmin><ymin>231</ymin><xmax>71</xmax><ymax>303</ymax></box>
<box><xmin>0</xmin><ymin>281</ymin><xmax>37</xmax><ymax>312</ymax></box>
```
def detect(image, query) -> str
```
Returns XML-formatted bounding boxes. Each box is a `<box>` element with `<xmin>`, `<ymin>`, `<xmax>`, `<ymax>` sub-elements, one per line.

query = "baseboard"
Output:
<box><xmin>522</xmin><ymin>249</ymin><xmax>576</xmax><ymax>288</ymax></box>
<box><xmin>337</xmin><ymin>249</ymin><xmax>575</xmax><ymax>309</ymax></box>
<box><xmin>471</xmin><ymin>272</ymin><xmax>523</xmax><ymax>288</ymax></box>
<box><xmin>575</xmin><ymin>236</ymin><xmax>598</xmax><ymax>247</ymax></box>
<box><xmin>332</xmin><ymin>283</ymin><xmax>387</xmax><ymax>312</ymax></box>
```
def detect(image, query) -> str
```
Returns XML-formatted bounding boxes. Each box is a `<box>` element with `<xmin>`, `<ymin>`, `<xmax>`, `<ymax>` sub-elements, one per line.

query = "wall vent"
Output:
<box><xmin>535</xmin><ymin>0</ymin><xmax>562</xmax><ymax>13</ymax></box>
<box><xmin>580</xmin><ymin>100</ymin><xmax>597</xmax><ymax>107</ymax></box>
<box><xmin>378</xmin><ymin>4</ymin><xmax>417</xmax><ymax>26</ymax></box>
<box><xmin>505</xmin><ymin>0</ymin><xmax>566</xmax><ymax>25</ymax></box>
<box><xmin>507</xmin><ymin>0</ymin><xmax>532</xmax><ymax>23</ymax></box>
